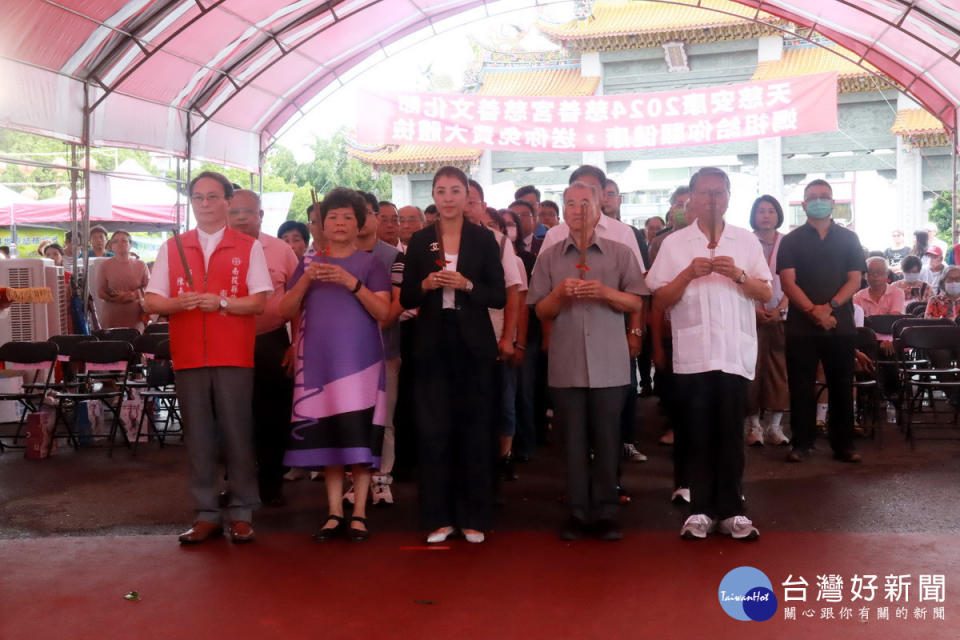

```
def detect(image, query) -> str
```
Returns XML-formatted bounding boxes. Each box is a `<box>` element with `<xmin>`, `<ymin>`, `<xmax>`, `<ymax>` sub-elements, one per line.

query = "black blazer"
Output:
<box><xmin>401</xmin><ymin>221</ymin><xmax>506</xmax><ymax>362</ymax></box>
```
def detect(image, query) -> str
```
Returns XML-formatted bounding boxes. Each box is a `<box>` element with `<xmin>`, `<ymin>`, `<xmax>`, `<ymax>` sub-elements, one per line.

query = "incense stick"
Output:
<box><xmin>171</xmin><ymin>229</ymin><xmax>194</xmax><ymax>289</ymax></box>
<box><xmin>311</xmin><ymin>188</ymin><xmax>328</xmax><ymax>263</ymax></box>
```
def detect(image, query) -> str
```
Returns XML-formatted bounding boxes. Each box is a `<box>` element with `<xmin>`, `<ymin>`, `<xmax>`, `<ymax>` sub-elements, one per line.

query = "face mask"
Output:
<box><xmin>506</xmin><ymin>227</ymin><xmax>517</xmax><ymax>242</ymax></box>
<box><xmin>946</xmin><ymin>282</ymin><xmax>960</xmax><ymax>297</ymax></box>
<box><xmin>805</xmin><ymin>199</ymin><xmax>833</xmax><ymax>219</ymax></box>
<box><xmin>904</xmin><ymin>272</ymin><xmax>921</xmax><ymax>283</ymax></box>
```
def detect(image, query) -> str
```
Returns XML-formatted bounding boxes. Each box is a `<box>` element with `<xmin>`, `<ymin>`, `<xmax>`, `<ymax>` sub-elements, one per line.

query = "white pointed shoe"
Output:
<box><xmin>671</xmin><ymin>487</ymin><xmax>691</xmax><ymax>504</ymax></box>
<box><xmin>426</xmin><ymin>527</ymin><xmax>457</xmax><ymax>544</ymax></box>
<box><xmin>746</xmin><ymin>423</ymin><xmax>765</xmax><ymax>446</ymax></box>
<box><xmin>463</xmin><ymin>529</ymin><xmax>485</xmax><ymax>544</ymax></box>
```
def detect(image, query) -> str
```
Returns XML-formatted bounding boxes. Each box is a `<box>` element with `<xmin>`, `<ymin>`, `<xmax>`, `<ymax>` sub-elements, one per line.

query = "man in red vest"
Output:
<box><xmin>145</xmin><ymin>171</ymin><xmax>272</xmax><ymax>544</ymax></box>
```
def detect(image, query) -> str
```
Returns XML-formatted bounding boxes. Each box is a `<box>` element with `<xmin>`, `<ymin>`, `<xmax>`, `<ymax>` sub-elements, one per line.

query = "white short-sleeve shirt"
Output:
<box><xmin>541</xmin><ymin>215</ymin><xmax>644</xmax><ymax>272</ymax></box>
<box><xmin>645</xmin><ymin>221</ymin><xmax>772</xmax><ymax>380</ymax></box>
<box><xmin>145</xmin><ymin>226</ymin><xmax>273</xmax><ymax>298</ymax></box>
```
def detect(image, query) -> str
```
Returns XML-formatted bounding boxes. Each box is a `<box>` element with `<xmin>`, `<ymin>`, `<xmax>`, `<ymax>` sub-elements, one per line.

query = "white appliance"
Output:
<box><xmin>0</xmin><ymin>258</ymin><xmax>66</xmax><ymax>342</ymax></box>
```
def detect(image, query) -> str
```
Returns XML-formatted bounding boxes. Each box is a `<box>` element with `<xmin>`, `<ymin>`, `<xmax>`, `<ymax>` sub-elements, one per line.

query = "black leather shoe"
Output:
<box><xmin>558</xmin><ymin>516</ymin><xmax>588</xmax><ymax>541</ymax></box>
<box><xmin>348</xmin><ymin>516</ymin><xmax>370</xmax><ymax>543</ymax></box>
<box><xmin>833</xmin><ymin>450</ymin><xmax>862</xmax><ymax>463</ymax></box>
<box><xmin>593</xmin><ymin>519</ymin><xmax>623</xmax><ymax>542</ymax></box>
<box><xmin>311</xmin><ymin>515</ymin><xmax>345</xmax><ymax>542</ymax></box>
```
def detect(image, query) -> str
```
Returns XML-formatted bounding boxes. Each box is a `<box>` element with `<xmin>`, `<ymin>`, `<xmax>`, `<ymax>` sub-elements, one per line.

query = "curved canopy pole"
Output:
<box><xmin>256</xmin><ymin>0</ymin><xmax>925</xmax><ymax>159</ymax></box>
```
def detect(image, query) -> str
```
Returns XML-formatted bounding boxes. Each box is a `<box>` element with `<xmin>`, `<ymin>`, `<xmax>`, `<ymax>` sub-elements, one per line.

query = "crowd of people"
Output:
<box><xmin>17</xmin><ymin>162</ymin><xmax>951</xmax><ymax>546</ymax></box>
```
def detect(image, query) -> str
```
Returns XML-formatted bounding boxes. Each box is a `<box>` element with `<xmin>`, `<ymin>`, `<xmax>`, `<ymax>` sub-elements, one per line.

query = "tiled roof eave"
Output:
<box><xmin>543</xmin><ymin>22</ymin><xmax>783</xmax><ymax>50</ymax></box>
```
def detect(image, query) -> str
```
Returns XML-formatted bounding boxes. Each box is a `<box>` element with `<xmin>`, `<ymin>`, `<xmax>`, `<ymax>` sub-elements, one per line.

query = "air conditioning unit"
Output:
<box><xmin>0</xmin><ymin>258</ymin><xmax>65</xmax><ymax>343</ymax></box>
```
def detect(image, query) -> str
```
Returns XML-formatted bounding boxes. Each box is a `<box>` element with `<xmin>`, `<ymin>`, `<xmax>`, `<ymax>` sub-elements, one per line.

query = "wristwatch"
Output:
<box><xmin>829</xmin><ymin>299</ymin><xmax>841</xmax><ymax>310</ymax></box>
<box><xmin>219</xmin><ymin>297</ymin><xmax>228</xmax><ymax>311</ymax></box>
<box><xmin>464</xmin><ymin>279</ymin><xmax>474</xmax><ymax>293</ymax></box>
<box><xmin>628</xmin><ymin>327</ymin><xmax>644</xmax><ymax>337</ymax></box>
<box><xmin>735</xmin><ymin>270</ymin><xmax>747</xmax><ymax>285</ymax></box>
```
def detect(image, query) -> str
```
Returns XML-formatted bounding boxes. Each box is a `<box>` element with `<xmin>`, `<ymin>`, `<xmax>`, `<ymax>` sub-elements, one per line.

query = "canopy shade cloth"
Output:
<box><xmin>0</xmin><ymin>159</ymin><xmax>184</xmax><ymax>228</ymax></box>
<box><xmin>1</xmin><ymin>0</ymin><xmax>958</xmax><ymax>171</ymax></box>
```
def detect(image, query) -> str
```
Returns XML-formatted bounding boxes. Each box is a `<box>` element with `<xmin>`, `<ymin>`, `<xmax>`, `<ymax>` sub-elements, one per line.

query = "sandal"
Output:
<box><xmin>311</xmin><ymin>514</ymin><xmax>345</xmax><ymax>542</ymax></box>
<box><xmin>348</xmin><ymin>516</ymin><xmax>370</xmax><ymax>543</ymax></box>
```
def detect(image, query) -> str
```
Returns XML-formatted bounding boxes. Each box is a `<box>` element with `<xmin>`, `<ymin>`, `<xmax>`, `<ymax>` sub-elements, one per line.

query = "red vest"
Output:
<box><xmin>167</xmin><ymin>227</ymin><xmax>256</xmax><ymax>370</ymax></box>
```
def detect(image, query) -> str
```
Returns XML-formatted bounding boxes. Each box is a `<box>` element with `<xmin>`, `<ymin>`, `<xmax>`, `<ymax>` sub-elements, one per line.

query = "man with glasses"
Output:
<box><xmin>397</xmin><ymin>206</ymin><xmax>424</xmax><ymax>252</ymax></box>
<box><xmin>646</xmin><ymin>167</ymin><xmax>772</xmax><ymax>541</ymax></box>
<box><xmin>144</xmin><ymin>171</ymin><xmax>272</xmax><ymax>544</ymax></box>
<box><xmin>778</xmin><ymin>179</ymin><xmax>866</xmax><ymax>465</ymax></box>
<box><xmin>378</xmin><ymin>201</ymin><xmax>401</xmax><ymax>249</ymax></box>
<box><xmin>227</xmin><ymin>190</ymin><xmax>299</xmax><ymax>507</ymax></box>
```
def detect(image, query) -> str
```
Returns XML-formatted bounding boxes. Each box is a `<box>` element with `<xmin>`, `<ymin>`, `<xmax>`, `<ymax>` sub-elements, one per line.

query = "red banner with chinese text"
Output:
<box><xmin>357</xmin><ymin>72</ymin><xmax>838</xmax><ymax>153</ymax></box>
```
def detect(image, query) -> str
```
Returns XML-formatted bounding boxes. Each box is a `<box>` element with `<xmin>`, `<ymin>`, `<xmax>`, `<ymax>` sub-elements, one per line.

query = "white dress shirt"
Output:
<box><xmin>145</xmin><ymin>225</ymin><xmax>273</xmax><ymax>298</ymax></box>
<box><xmin>645</xmin><ymin>221</ymin><xmax>772</xmax><ymax>380</ymax></box>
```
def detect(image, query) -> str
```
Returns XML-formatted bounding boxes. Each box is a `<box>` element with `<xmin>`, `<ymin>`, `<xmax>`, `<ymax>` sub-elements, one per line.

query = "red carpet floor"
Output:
<box><xmin>2</xmin><ymin>530</ymin><xmax>957</xmax><ymax>639</ymax></box>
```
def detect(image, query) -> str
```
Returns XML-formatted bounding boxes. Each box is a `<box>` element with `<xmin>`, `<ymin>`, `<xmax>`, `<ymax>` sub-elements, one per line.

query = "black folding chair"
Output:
<box><xmin>134</xmin><ymin>338</ymin><xmax>182</xmax><ymax>454</ymax></box>
<box><xmin>0</xmin><ymin>341</ymin><xmax>59</xmax><ymax>452</ymax></box>
<box><xmin>94</xmin><ymin>327</ymin><xmax>141</xmax><ymax>342</ymax></box>
<box><xmin>144</xmin><ymin>322</ymin><xmax>169</xmax><ymax>335</ymax></box>
<box><xmin>890</xmin><ymin>318</ymin><xmax>954</xmax><ymax>428</ymax></box>
<box><xmin>853</xmin><ymin>327</ymin><xmax>884</xmax><ymax>446</ymax></box>
<box><xmin>51</xmin><ymin>340</ymin><xmax>135</xmax><ymax>456</ymax></box>
<box><xmin>45</xmin><ymin>334</ymin><xmax>99</xmax><ymax>390</ymax></box>
<box><xmin>864</xmin><ymin>313</ymin><xmax>907</xmax><ymax>337</ymax></box>
<box><xmin>905</xmin><ymin>300</ymin><xmax>927</xmax><ymax>317</ymax></box>
<box><xmin>898</xmin><ymin>326</ymin><xmax>960</xmax><ymax>449</ymax></box>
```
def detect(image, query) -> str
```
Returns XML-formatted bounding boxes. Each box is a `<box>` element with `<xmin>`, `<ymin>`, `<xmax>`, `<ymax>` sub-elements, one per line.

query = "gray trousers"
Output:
<box><xmin>176</xmin><ymin>366</ymin><xmax>260</xmax><ymax>523</ymax></box>
<box><xmin>551</xmin><ymin>385</ymin><xmax>628</xmax><ymax>522</ymax></box>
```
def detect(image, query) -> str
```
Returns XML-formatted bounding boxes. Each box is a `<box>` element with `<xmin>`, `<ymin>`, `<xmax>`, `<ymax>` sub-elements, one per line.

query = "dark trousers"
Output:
<box><xmin>675</xmin><ymin>371</ymin><xmax>747</xmax><ymax>520</ymax></box>
<box><xmin>786</xmin><ymin>333</ymin><xmax>855</xmax><ymax>454</ymax></box>
<box><xmin>414</xmin><ymin>314</ymin><xmax>496</xmax><ymax>531</ymax></box>
<box><xmin>253</xmin><ymin>327</ymin><xmax>293</xmax><ymax>501</ymax></box>
<box><xmin>552</xmin><ymin>385</ymin><xmax>627</xmax><ymax>522</ymax></box>
<box><xmin>620</xmin><ymin>357</ymin><xmax>638</xmax><ymax>444</ymax></box>
<box><xmin>638</xmin><ymin>332</ymin><xmax>653</xmax><ymax>389</ymax></box>
<box><xmin>515</xmin><ymin>332</ymin><xmax>543</xmax><ymax>458</ymax></box>
<box><xmin>394</xmin><ymin>319</ymin><xmax>418</xmax><ymax>480</ymax></box>
<box><xmin>177</xmin><ymin>366</ymin><xmax>259</xmax><ymax>523</ymax></box>
<box><xmin>659</xmin><ymin>341</ymin><xmax>690</xmax><ymax>489</ymax></box>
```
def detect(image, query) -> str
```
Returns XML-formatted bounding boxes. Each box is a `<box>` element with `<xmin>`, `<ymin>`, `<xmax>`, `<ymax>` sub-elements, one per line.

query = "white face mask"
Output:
<box><xmin>506</xmin><ymin>227</ymin><xmax>517</xmax><ymax>242</ymax></box>
<box><xmin>904</xmin><ymin>272</ymin><xmax>921</xmax><ymax>283</ymax></box>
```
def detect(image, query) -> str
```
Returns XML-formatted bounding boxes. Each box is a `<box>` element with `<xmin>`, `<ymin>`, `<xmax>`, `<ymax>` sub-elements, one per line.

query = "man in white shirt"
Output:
<box><xmin>145</xmin><ymin>172</ymin><xmax>272</xmax><ymax>545</ymax></box>
<box><xmin>646</xmin><ymin>167</ymin><xmax>772</xmax><ymax>542</ymax></box>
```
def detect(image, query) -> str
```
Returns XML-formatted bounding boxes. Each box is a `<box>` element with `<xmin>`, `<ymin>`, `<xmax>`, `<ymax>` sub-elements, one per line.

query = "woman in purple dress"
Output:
<box><xmin>280</xmin><ymin>188</ymin><xmax>391</xmax><ymax>542</ymax></box>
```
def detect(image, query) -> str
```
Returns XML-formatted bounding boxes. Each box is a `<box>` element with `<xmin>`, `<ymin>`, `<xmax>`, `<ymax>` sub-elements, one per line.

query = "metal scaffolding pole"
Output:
<box><xmin>80</xmin><ymin>84</ymin><xmax>92</xmax><ymax>325</ymax></box>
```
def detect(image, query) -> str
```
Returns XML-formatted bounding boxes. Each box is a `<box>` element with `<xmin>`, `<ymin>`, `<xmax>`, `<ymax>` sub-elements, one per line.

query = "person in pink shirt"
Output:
<box><xmin>853</xmin><ymin>256</ymin><xmax>905</xmax><ymax>355</ymax></box>
<box><xmin>853</xmin><ymin>257</ymin><xmax>906</xmax><ymax>318</ymax></box>
<box><xmin>228</xmin><ymin>189</ymin><xmax>299</xmax><ymax>506</ymax></box>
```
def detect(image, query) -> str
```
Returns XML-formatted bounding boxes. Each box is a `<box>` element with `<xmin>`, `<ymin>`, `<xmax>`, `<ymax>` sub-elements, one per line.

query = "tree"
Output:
<box><xmin>928</xmin><ymin>191</ymin><xmax>956</xmax><ymax>244</ymax></box>
<box><xmin>265</xmin><ymin>128</ymin><xmax>391</xmax><ymax>219</ymax></box>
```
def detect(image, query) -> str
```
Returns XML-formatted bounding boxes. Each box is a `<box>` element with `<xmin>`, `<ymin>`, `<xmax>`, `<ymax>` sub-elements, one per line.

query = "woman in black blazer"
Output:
<box><xmin>400</xmin><ymin>166</ymin><xmax>506</xmax><ymax>544</ymax></box>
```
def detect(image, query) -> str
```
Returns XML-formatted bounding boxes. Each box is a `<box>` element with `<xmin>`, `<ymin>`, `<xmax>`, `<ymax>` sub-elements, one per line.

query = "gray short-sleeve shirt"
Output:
<box><xmin>528</xmin><ymin>234</ymin><xmax>649</xmax><ymax>388</ymax></box>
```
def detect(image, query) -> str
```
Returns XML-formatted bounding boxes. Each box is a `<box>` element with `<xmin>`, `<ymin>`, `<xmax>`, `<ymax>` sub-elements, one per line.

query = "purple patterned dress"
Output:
<box><xmin>282</xmin><ymin>249</ymin><xmax>390</xmax><ymax>469</ymax></box>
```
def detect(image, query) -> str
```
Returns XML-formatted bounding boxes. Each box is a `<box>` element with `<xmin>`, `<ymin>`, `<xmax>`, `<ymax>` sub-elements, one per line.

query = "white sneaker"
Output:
<box><xmin>623</xmin><ymin>443</ymin><xmax>648</xmax><ymax>462</ymax></box>
<box><xmin>671</xmin><ymin>487</ymin><xmax>691</xmax><ymax>504</ymax></box>
<box><xmin>309</xmin><ymin>471</ymin><xmax>322</xmax><ymax>481</ymax></box>
<box><xmin>746</xmin><ymin>423</ymin><xmax>765</xmax><ymax>446</ymax></box>
<box><xmin>718</xmin><ymin>515</ymin><xmax>759</xmax><ymax>540</ymax></box>
<box><xmin>680</xmin><ymin>514</ymin><xmax>715</xmax><ymax>540</ymax></box>
<box><xmin>765</xmin><ymin>424</ymin><xmax>791</xmax><ymax>446</ymax></box>
<box><xmin>371</xmin><ymin>475</ymin><xmax>394</xmax><ymax>506</ymax></box>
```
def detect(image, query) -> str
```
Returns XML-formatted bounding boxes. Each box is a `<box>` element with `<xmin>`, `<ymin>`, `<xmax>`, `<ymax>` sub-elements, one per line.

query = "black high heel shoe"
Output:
<box><xmin>312</xmin><ymin>514</ymin><xmax>345</xmax><ymax>542</ymax></box>
<box><xmin>348</xmin><ymin>516</ymin><xmax>370</xmax><ymax>542</ymax></box>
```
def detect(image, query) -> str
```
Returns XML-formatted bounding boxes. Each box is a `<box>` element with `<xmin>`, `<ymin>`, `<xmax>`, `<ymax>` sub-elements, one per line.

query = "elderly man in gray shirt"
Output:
<box><xmin>528</xmin><ymin>180</ymin><xmax>648</xmax><ymax>542</ymax></box>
